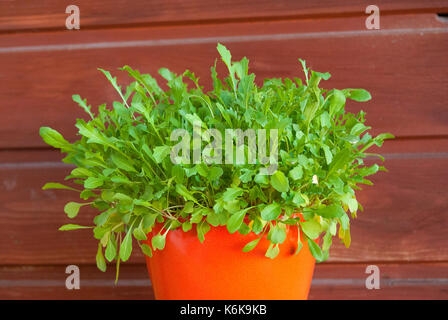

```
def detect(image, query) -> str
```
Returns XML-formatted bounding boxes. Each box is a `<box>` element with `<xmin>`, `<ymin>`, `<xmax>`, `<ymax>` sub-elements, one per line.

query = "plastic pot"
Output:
<box><xmin>144</xmin><ymin>223</ymin><xmax>316</xmax><ymax>300</ymax></box>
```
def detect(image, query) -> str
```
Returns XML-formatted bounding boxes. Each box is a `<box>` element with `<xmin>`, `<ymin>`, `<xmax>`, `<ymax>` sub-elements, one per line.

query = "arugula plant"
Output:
<box><xmin>40</xmin><ymin>43</ymin><xmax>393</xmax><ymax>276</ymax></box>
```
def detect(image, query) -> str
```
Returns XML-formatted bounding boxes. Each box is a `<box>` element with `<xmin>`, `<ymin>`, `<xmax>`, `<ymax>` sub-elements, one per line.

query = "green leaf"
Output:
<box><xmin>322</xmin><ymin>145</ymin><xmax>333</xmax><ymax>165</ymax></box>
<box><xmin>175</xmin><ymin>184</ymin><xmax>198</xmax><ymax>204</ymax></box>
<box><xmin>73</xmin><ymin>94</ymin><xmax>94</xmax><ymax>119</ymax></box>
<box><xmin>111</xmin><ymin>153</ymin><xmax>136</xmax><ymax>172</ymax></box>
<box><xmin>242</xmin><ymin>237</ymin><xmax>261</xmax><ymax>252</ymax></box>
<box><xmin>227</xmin><ymin>207</ymin><xmax>252</xmax><ymax>234</ymax></box>
<box><xmin>105</xmin><ymin>237</ymin><xmax>117</xmax><ymax>262</ymax></box>
<box><xmin>59</xmin><ymin>224</ymin><xmax>92</xmax><ymax>231</ymax></box>
<box><xmin>300</xmin><ymin>220</ymin><xmax>322</xmax><ymax>240</ymax></box>
<box><xmin>182</xmin><ymin>221</ymin><xmax>192</xmax><ymax>232</ymax></box>
<box><xmin>328</xmin><ymin>89</ymin><xmax>346</xmax><ymax>116</ymax></box>
<box><xmin>222</xmin><ymin>188</ymin><xmax>244</xmax><ymax>202</ymax></box>
<box><xmin>270</xmin><ymin>171</ymin><xmax>289</xmax><ymax>193</ymax></box>
<box><xmin>265</xmin><ymin>243</ymin><xmax>280</xmax><ymax>259</ymax></box>
<box><xmin>133</xmin><ymin>225</ymin><xmax>147</xmax><ymax>241</ymax></box>
<box><xmin>119</xmin><ymin>228</ymin><xmax>133</xmax><ymax>262</ymax></box>
<box><xmin>171</xmin><ymin>165</ymin><xmax>185</xmax><ymax>184</ymax></box>
<box><xmin>84</xmin><ymin>177</ymin><xmax>103</xmax><ymax>189</ymax></box>
<box><xmin>289</xmin><ymin>166</ymin><xmax>303</xmax><ymax>181</ymax></box>
<box><xmin>294</xmin><ymin>227</ymin><xmax>303</xmax><ymax>255</ymax></box>
<box><xmin>42</xmin><ymin>182</ymin><xmax>79</xmax><ymax>192</ymax></box>
<box><xmin>64</xmin><ymin>202</ymin><xmax>84</xmax><ymax>218</ymax></box>
<box><xmin>197</xmin><ymin>221</ymin><xmax>211</xmax><ymax>243</ymax></box>
<box><xmin>152</xmin><ymin>146</ymin><xmax>171</xmax><ymax>163</ymax></box>
<box><xmin>314</xmin><ymin>71</ymin><xmax>331</xmax><ymax>81</ymax></box>
<box><xmin>344</xmin><ymin>89</ymin><xmax>372</xmax><ymax>102</ymax></box>
<box><xmin>151</xmin><ymin>234</ymin><xmax>166</xmax><ymax>250</ymax></box>
<box><xmin>96</xmin><ymin>244</ymin><xmax>107</xmax><ymax>272</ymax></box>
<box><xmin>260</xmin><ymin>203</ymin><xmax>282</xmax><ymax>221</ymax></box>
<box><xmin>209</xmin><ymin>167</ymin><xmax>224</xmax><ymax>181</ymax></box>
<box><xmin>39</xmin><ymin>127</ymin><xmax>72</xmax><ymax>151</ymax></box>
<box><xmin>139</xmin><ymin>243</ymin><xmax>153</xmax><ymax>257</ymax></box>
<box><xmin>314</xmin><ymin>205</ymin><xmax>345</xmax><ymax>218</ymax></box>
<box><xmin>270</xmin><ymin>225</ymin><xmax>286</xmax><ymax>244</ymax></box>
<box><xmin>307</xmin><ymin>238</ymin><xmax>323</xmax><ymax>261</ymax></box>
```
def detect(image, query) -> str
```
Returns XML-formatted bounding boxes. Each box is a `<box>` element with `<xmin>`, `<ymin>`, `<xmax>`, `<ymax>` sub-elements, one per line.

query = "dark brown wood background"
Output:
<box><xmin>0</xmin><ymin>0</ymin><xmax>447</xmax><ymax>300</ymax></box>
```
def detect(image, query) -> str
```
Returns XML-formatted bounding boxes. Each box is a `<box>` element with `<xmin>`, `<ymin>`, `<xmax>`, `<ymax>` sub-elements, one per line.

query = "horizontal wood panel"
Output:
<box><xmin>0</xmin><ymin>15</ymin><xmax>447</xmax><ymax>149</ymax></box>
<box><xmin>310</xmin><ymin>262</ymin><xmax>448</xmax><ymax>300</ymax></box>
<box><xmin>2</xmin><ymin>138</ymin><xmax>447</xmax><ymax>163</ymax></box>
<box><xmin>1</xmin><ymin>263</ymin><xmax>446</xmax><ymax>299</ymax></box>
<box><xmin>0</xmin><ymin>0</ymin><xmax>447</xmax><ymax>32</ymax></box>
<box><xmin>0</xmin><ymin>140</ymin><xmax>447</xmax><ymax>264</ymax></box>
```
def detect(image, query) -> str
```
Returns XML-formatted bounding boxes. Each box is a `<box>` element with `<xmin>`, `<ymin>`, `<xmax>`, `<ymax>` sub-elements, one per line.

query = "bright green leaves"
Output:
<box><xmin>260</xmin><ymin>203</ymin><xmax>282</xmax><ymax>221</ymax></box>
<box><xmin>222</xmin><ymin>187</ymin><xmax>244</xmax><ymax>202</ymax></box>
<box><xmin>270</xmin><ymin>224</ymin><xmax>286</xmax><ymax>244</ymax></box>
<box><xmin>152</xmin><ymin>146</ymin><xmax>171</xmax><ymax>163</ymax></box>
<box><xmin>328</xmin><ymin>89</ymin><xmax>346</xmax><ymax>116</ymax></box>
<box><xmin>40</xmin><ymin>43</ymin><xmax>391</xmax><ymax>274</ymax></box>
<box><xmin>242</xmin><ymin>237</ymin><xmax>261</xmax><ymax>252</ymax></box>
<box><xmin>307</xmin><ymin>238</ymin><xmax>323</xmax><ymax>261</ymax></box>
<box><xmin>84</xmin><ymin>177</ymin><xmax>103</xmax><ymax>189</ymax></box>
<box><xmin>209</xmin><ymin>167</ymin><xmax>224</xmax><ymax>181</ymax></box>
<box><xmin>96</xmin><ymin>244</ymin><xmax>107</xmax><ymax>272</ymax></box>
<box><xmin>59</xmin><ymin>224</ymin><xmax>92</xmax><ymax>231</ymax></box>
<box><xmin>227</xmin><ymin>207</ymin><xmax>253</xmax><ymax>233</ymax></box>
<box><xmin>217</xmin><ymin>43</ymin><xmax>237</xmax><ymax>97</ymax></box>
<box><xmin>322</xmin><ymin>145</ymin><xmax>333</xmax><ymax>165</ymax></box>
<box><xmin>151</xmin><ymin>233</ymin><xmax>167</xmax><ymax>250</ymax></box>
<box><xmin>75</xmin><ymin>120</ymin><xmax>112</xmax><ymax>147</ymax></box>
<box><xmin>197</xmin><ymin>221</ymin><xmax>211</xmax><ymax>243</ymax></box>
<box><xmin>73</xmin><ymin>94</ymin><xmax>94</xmax><ymax>119</ymax></box>
<box><xmin>105</xmin><ymin>236</ymin><xmax>117</xmax><ymax>261</ymax></box>
<box><xmin>64</xmin><ymin>202</ymin><xmax>91</xmax><ymax>218</ymax></box>
<box><xmin>119</xmin><ymin>228</ymin><xmax>133</xmax><ymax>262</ymax></box>
<box><xmin>270</xmin><ymin>171</ymin><xmax>289</xmax><ymax>193</ymax></box>
<box><xmin>42</xmin><ymin>183</ymin><xmax>79</xmax><ymax>192</ymax></box>
<box><xmin>343</xmin><ymin>88</ymin><xmax>372</xmax><ymax>102</ymax></box>
<box><xmin>39</xmin><ymin>127</ymin><xmax>73</xmax><ymax>151</ymax></box>
<box><xmin>289</xmin><ymin>166</ymin><xmax>303</xmax><ymax>181</ymax></box>
<box><xmin>265</xmin><ymin>243</ymin><xmax>280</xmax><ymax>259</ymax></box>
<box><xmin>176</xmin><ymin>184</ymin><xmax>198</xmax><ymax>203</ymax></box>
<box><xmin>313</xmin><ymin>205</ymin><xmax>345</xmax><ymax>219</ymax></box>
<box><xmin>111</xmin><ymin>153</ymin><xmax>136</xmax><ymax>172</ymax></box>
<box><xmin>300</xmin><ymin>219</ymin><xmax>322</xmax><ymax>240</ymax></box>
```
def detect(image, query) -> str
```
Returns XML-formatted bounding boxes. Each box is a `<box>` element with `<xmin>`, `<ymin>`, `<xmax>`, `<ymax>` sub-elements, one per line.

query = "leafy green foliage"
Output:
<box><xmin>40</xmin><ymin>43</ymin><xmax>393</xmax><ymax>274</ymax></box>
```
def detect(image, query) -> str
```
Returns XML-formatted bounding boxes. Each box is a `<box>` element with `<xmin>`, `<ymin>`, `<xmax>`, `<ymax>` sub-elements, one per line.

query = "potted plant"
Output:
<box><xmin>40</xmin><ymin>43</ymin><xmax>393</xmax><ymax>300</ymax></box>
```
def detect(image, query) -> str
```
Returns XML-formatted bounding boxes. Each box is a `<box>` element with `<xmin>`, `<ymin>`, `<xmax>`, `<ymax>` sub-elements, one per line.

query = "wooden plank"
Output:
<box><xmin>309</xmin><ymin>262</ymin><xmax>448</xmax><ymax>300</ymax></box>
<box><xmin>0</xmin><ymin>0</ymin><xmax>447</xmax><ymax>32</ymax></box>
<box><xmin>0</xmin><ymin>15</ymin><xmax>447</xmax><ymax>148</ymax></box>
<box><xmin>0</xmin><ymin>264</ymin><xmax>153</xmax><ymax>300</ymax></box>
<box><xmin>1</xmin><ymin>263</ymin><xmax>446</xmax><ymax>299</ymax></box>
<box><xmin>0</xmin><ymin>140</ymin><xmax>447</xmax><ymax>264</ymax></box>
<box><xmin>2</xmin><ymin>137</ymin><xmax>446</xmax><ymax>163</ymax></box>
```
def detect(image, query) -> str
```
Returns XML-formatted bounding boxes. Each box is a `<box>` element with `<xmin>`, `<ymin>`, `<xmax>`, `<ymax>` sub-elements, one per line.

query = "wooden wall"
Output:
<box><xmin>1</xmin><ymin>1</ymin><xmax>447</xmax><ymax>299</ymax></box>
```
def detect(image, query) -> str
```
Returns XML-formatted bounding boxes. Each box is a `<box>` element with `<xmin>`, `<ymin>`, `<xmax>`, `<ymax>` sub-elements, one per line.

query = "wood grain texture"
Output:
<box><xmin>1</xmin><ymin>263</ymin><xmax>446</xmax><ymax>299</ymax></box>
<box><xmin>1</xmin><ymin>1</ymin><xmax>447</xmax><ymax>300</ymax></box>
<box><xmin>0</xmin><ymin>15</ymin><xmax>447</xmax><ymax>148</ymax></box>
<box><xmin>309</xmin><ymin>262</ymin><xmax>448</xmax><ymax>300</ymax></box>
<box><xmin>0</xmin><ymin>139</ymin><xmax>447</xmax><ymax>265</ymax></box>
<box><xmin>0</xmin><ymin>0</ymin><xmax>447</xmax><ymax>32</ymax></box>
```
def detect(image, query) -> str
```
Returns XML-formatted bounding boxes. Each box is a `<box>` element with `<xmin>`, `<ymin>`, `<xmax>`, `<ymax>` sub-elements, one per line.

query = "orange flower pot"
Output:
<box><xmin>144</xmin><ymin>224</ymin><xmax>316</xmax><ymax>300</ymax></box>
